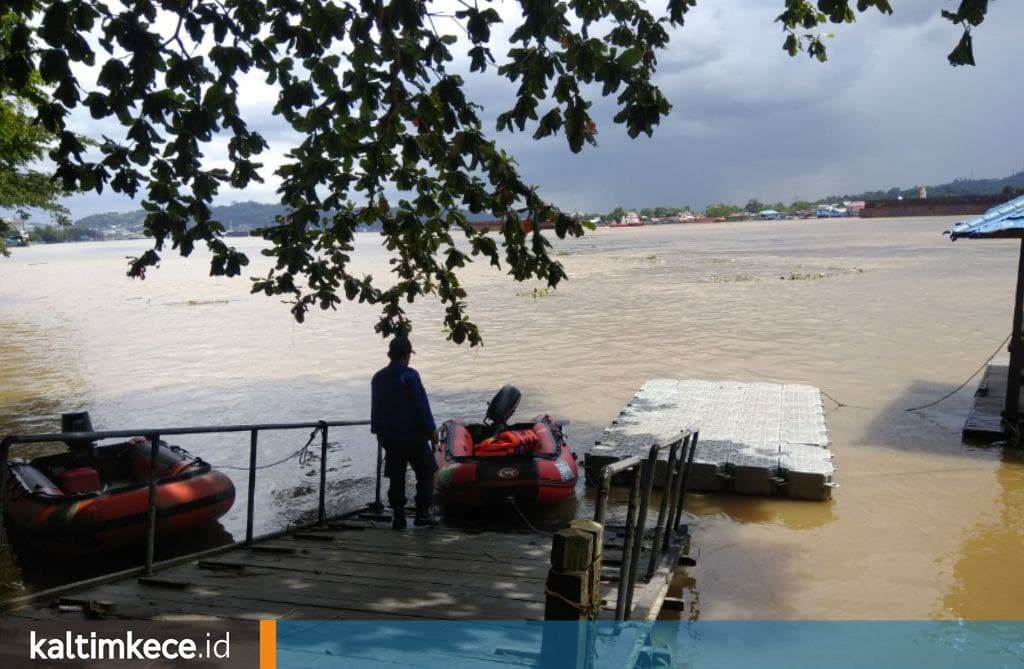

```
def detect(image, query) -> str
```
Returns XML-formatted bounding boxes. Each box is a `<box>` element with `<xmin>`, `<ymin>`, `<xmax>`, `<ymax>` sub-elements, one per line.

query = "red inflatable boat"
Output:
<box><xmin>3</xmin><ymin>435</ymin><xmax>234</xmax><ymax>555</ymax></box>
<box><xmin>434</xmin><ymin>386</ymin><xmax>578</xmax><ymax>506</ymax></box>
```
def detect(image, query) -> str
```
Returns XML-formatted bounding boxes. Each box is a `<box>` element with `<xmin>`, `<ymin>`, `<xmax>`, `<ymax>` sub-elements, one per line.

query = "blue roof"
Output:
<box><xmin>946</xmin><ymin>194</ymin><xmax>1024</xmax><ymax>240</ymax></box>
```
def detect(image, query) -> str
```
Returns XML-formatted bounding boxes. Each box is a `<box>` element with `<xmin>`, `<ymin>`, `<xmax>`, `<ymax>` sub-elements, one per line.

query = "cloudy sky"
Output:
<box><xmin>58</xmin><ymin>0</ymin><xmax>1024</xmax><ymax>219</ymax></box>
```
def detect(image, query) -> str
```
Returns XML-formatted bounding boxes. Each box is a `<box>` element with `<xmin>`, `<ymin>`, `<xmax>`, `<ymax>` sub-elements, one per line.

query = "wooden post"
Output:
<box><xmin>570</xmin><ymin>519</ymin><xmax>604</xmax><ymax>620</ymax></box>
<box><xmin>545</xmin><ymin>528</ymin><xmax>592</xmax><ymax>618</ymax></box>
<box><xmin>1005</xmin><ymin>239</ymin><xmax>1024</xmax><ymax>428</ymax></box>
<box><xmin>542</xmin><ymin>528</ymin><xmax>594</xmax><ymax>669</ymax></box>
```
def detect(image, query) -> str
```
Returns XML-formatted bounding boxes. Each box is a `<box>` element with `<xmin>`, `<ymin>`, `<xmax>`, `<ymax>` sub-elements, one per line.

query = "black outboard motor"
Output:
<box><xmin>485</xmin><ymin>385</ymin><xmax>521</xmax><ymax>432</ymax></box>
<box><xmin>61</xmin><ymin>411</ymin><xmax>97</xmax><ymax>453</ymax></box>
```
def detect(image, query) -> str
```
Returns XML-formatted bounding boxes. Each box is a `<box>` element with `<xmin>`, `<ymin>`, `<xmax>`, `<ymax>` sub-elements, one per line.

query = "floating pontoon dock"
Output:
<box><xmin>587</xmin><ymin>379</ymin><xmax>836</xmax><ymax>500</ymax></box>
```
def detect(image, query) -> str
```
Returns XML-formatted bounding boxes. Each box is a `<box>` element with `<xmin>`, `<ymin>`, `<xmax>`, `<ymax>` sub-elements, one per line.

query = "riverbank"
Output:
<box><xmin>1</xmin><ymin>216</ymin><xmax>1021</xmax><ymax>617</ymax></box>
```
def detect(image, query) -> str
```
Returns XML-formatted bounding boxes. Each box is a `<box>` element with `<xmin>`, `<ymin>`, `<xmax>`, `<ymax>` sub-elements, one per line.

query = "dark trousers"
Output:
<box><xmin>381</xmin><ymin>438</ymin><xmax>437</xmax><ymax>513</ymax></box>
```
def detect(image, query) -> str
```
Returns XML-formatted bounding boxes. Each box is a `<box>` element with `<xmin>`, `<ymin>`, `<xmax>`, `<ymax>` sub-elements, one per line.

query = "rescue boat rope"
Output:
<box><xmin>213</xmin><ymin>425</ymin><xmax>321</xmax><ymax>471</ymax></box>
<box><xmin>543</xmin><ymin>586</ymin><xmax>594</xmax><ymax>617</ymax></box>
<box><xmin>903</xmin><ymin>333</ymin><xmax>1010</xmax><ymax>412</ymax></box>
<box><xmin>820</xmin><ymin>333</ymin><xmax>1011</xmax><ymax>413</ymax></box>
<box><xmin>505</xmin><ymin>497</ymin><xmax>554</xmax><ymax>536</ymax></box>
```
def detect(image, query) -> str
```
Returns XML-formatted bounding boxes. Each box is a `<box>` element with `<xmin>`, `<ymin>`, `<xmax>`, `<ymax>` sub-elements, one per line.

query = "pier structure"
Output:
<box><xmin>1</xmin><ymin>421</ymin><xmax>698</xmax><ymax>650</ymax></box>
<box><xmin>586</xmin><ymin>379</ymin><xmax>835</xmax><ymax>500</ymax></box>
<box><xmin>963</xmin><ymin>357</ymin><xmax>1012</xmax><ymax>442</ymax></box>
<box><xmin>947</xmin><ymin>194</ymin><xmax>1024</xmax><ymax>442</ymax></box>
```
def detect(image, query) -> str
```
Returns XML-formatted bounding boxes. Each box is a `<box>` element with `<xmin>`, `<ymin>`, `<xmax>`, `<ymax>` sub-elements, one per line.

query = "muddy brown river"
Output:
<box><xmin>1</xmin><ymin>215</ymin><xmax>1022</xmax><ymax>619</ymax></box>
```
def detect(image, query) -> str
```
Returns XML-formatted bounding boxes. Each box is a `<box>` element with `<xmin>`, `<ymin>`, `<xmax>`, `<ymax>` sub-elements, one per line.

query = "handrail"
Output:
<box><xmin>591</xmin><ymin>429</ymin><xmax>699</xmax><ymax>620</ymax></box>
<box><xmin>0</xmin><ymin>418</ymin><xmax>370</xmax><ymax>577</ymax></box>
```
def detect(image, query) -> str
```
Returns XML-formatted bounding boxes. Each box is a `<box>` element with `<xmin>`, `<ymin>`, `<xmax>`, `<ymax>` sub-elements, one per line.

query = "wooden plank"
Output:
<box><xmin>170</xmin><ymin>560</ymin><xmax>547</xmax><ymax>606</ymax></box>
<box><xmin>295</xmin><ymin>529</ymin><xmax>549</xmax><ymax>557</ymax></box>
<box><xmin>9</xmin><ymin>497</ymin><xmax>712</xmax><ymax>625</ymax></box>
<box><xmin>6</xmin><ymin>609</ymin><xmax>109</xmax><ymax>622</ymax></box>
<box><xmin>279</xmin><ymin>538</ymin><xmax>550</xmax><ymax>566</ymax></box>
<box><xmin>12</xmin><ymin>509</ymin><xmax>695</xmax><ymax>624</ymax></box>
<box><xmin>244</xmin><ymin>542</ymin><xmax>549</xmax><ymax>579</ymax></box>
<box><xmin>210</xmin><ymin>552</ymin><xmax>549</xmax><ymax>596</ymax></box>
<box><xmin>88</xmin><ymin>568</ymin><xmax>546</xmax><ymax>620</ymax></box>
<box><xmin>48</xmin><ymin>583</ymin><xmax>414</xmax><ymax>621</ymax></box>
<box><xmin>964</xmin><ymin>362</ymin><xmax>1010</xmax><ymax>441</ymax></box>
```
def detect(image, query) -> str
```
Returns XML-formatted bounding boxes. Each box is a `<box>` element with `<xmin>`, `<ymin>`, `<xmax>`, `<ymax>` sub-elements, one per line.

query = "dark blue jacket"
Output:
<box><xmin>370</xmin><ymin>361</ymin><xmax>436</xmax><ymax>442</ymax></box>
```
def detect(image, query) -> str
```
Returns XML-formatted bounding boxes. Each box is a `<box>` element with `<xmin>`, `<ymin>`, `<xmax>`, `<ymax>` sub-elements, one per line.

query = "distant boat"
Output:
<box><xmin>816</xmin><ymin>205</ymin><xmax>847</xmax><ymax>218</ymax></box>
<box><xmin>609</xmin><ymin>211</ymin><xmax>643</xmax><ymax>228</ymax></box>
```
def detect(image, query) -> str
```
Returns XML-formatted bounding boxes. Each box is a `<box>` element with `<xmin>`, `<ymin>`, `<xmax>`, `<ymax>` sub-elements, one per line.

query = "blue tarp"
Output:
<box><xmin>946</xmin><ymin>194</ymin><xmax>1024</xmax><ymax>240</ymax></box>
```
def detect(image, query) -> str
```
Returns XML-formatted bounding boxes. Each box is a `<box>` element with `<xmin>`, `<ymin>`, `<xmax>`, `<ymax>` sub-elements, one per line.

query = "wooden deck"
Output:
<box><xmin>964</xmin><ymin>360</ymin><xmax>1010</xmax><ymax>442</ymax></box>
<box><xmin>3</xmin><ymin>513</ymin><xmax>692</xmax><ymax>624</ymax></box>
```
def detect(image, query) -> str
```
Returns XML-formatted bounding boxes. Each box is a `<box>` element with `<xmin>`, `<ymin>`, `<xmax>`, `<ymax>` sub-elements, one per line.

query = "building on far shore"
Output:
<box><xmin>844</xmin><ymin>200</ymin><xmax>866</xmax><ymax>216</ymax></box>
<box><xmin>860</xmin><ymin>194</ymin><xmax>1012</xmax><ymax>218</ymax></box>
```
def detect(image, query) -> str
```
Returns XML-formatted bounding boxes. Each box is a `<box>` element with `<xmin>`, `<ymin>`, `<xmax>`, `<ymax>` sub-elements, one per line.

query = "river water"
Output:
<box><xmin>1</xmin><ymin>216</ymin><xmax>1022</xmax><ymax>619</ymax></box>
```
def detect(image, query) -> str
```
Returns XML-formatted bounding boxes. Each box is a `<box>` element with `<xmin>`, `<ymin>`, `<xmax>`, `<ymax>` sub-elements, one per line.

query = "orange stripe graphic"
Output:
<box><xmin>259</xmin><ymin>619</ymin><xmax>276</xmax><ymax>669</ymax></box>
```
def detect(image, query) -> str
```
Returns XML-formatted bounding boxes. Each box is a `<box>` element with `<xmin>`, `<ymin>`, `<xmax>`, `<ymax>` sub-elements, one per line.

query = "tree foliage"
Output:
<box><xmin>0</xmin><ymin>11</ymin><xmax>69</xmax><ymax>256</ymax></box>
<box><xmin>705</xmin><ymin>203</ymin><xmax>740</xmax><ymax>218</ymax></box>
<box><xmin>776</xmin><ymin>0</ymin><xmax>988</xmax><ymax>66</ymax></box>
<box><xmin>28</xmin><ymin>222</ymin><xmax>101</xmax><ymax>242</ymax></box>
<box><xmin>0</xmin><ymin>1</ymin><xmax>991</xmax><ymax>342</ymax></box>
<box><xmin>606</xmin><ymin>206</ymin><xmax>627</xmax><ymax>222</ymax></box>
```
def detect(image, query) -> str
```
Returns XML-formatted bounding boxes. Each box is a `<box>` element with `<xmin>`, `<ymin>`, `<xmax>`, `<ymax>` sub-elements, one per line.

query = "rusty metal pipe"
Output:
<box><xmin>673</xmin><ymin>431</ymin><xmax>699</xmax><ymax>533</ymax></box>
<box><xmin>317</xmin><ymin>422</ymin><xmax>329</xmax><ymax>524</ymax></box>
<box><xmin>615</xmin><ymin>467</ymin><xmax>642</xmax><ymax>620</ymax></box>
<box><xmin>144</xmin><ymin>433</ymin><xmax>160</xmax><ymax>576</ymax></box>
<box><xmin>245</xmin><ymin>429</ymin><xmax>258</xmax><ymax>545</ymax></box>
<box><xmin>647</xmin><ymin>439</ymin><xmax>680</xmax><ymax>578</ymax></box>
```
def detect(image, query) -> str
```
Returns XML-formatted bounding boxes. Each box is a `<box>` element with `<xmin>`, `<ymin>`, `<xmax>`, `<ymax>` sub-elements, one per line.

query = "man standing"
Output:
<box><xmin>370</xmin><ymin>336</ymin><xmax>439</xmax><ymax>529</ymax></box>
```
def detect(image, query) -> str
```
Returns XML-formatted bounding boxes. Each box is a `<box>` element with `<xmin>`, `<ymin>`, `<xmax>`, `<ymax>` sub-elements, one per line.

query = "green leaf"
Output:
<box><xmin>948</xmin><ymin>30</ymin><xmax>975</xmax><ymax>66</ymax></box>
<box><xmin>617</xmin><ymin>47</ymin><xmax>644</xmax><ymax>68</ymax></box>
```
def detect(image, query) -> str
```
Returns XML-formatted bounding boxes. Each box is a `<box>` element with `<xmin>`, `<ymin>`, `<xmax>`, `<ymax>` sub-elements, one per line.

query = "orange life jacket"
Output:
<box><xmin>472</xmin><ymin>429</ymin><xmax>540</xmax><ymax>457</ymax></box>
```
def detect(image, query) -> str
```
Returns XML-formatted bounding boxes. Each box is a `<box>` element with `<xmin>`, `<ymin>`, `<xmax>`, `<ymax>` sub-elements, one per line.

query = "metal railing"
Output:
<box><xmin>592</xmin><ymin>430</ymin><xmax>699</xmax><ymax>620</ymax></box>
<box><xmin>0</xmin><ymin>419</ymin><xmax>370</xmax><ymax>579</ymax></box>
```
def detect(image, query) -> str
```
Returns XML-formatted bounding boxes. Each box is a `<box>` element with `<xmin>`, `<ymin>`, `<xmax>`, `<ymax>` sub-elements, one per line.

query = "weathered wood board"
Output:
<box><xmin>3</xmin><ymin>516</ymin><xmax>684</xmax><ymax>624</ymax></box>
<box><xmin>963</xmin><ymin>359</ymin><xmax>1010</xmax><ymax>442</ymax></box>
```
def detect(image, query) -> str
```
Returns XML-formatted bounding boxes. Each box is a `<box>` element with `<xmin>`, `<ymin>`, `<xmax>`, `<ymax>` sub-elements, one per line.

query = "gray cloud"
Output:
<box><xmin>57</xmin><ymin>0</ymin><xmax>1024</xmax><ymax>219</ymax></box>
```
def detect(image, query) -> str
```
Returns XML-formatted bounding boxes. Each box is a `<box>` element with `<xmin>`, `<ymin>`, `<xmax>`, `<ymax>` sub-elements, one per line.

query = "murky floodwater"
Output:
<box><xmin>1</xmin><ymin>216</ymin><xmax>1022</xmax><ymax>618</ymax></box>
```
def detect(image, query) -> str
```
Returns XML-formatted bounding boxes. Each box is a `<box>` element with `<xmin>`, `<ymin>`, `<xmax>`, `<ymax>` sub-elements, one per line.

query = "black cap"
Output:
<box><xmin>388</xmin><ymin>336</ymin><xmax>415</xmax><ymax>358</ymax></box>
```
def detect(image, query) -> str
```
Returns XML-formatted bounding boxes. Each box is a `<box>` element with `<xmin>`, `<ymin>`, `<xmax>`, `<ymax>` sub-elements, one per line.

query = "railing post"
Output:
<box><xmin>0</xmin><ymin>438</ymin><xmax>10</xmax><ymax>538</ymax></box>
<box><xmin>647</xmin><ymin>440</ymin><xmax>679</xmax><ymax>578</ymax></box>
<box><xmin>145</xmin><ymin>433</ymin><xmax>160</xmax><ymax>576</ymax></box>
<box><xmin>625</xmin><ymin>444</ymin><xmax>659</xmax><ymax>609</ymax></box>
<box><xmin>593</xmin><ymin>469</ymin><xmax>613</xmax><ymax>527</ymax></box>
<box><xmin>665</xmin><ymin>434</ymin><xmax>690</xmax><ymax>537</ymax></box>
<box><xmin>317</xmin><ymin>421</ymin><xmax>328</xmax><ymax>524</ymax></box>
<box><xmin>370</xmin><ymin>436</ymin><xmax>384</xmax><ymax>512</ymax></box>
<box><xmin>245</xmin><ymin>429</ymin><xmax>258</xmax><ymax>545</ymax></box>
<box><xmin>614</xmin><ymin>466</ymin><xmax>642</xmax><ymax>621</ymax></box>
<box><xmin>673</xmin><ymin>431</ymin><xmax>699</xmax><ymax>533</ymax></box>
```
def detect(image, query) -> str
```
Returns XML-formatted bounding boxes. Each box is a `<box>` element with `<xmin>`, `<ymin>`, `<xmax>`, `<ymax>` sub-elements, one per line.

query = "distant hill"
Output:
<box><xmin>75</xmin><ymin>201</ymin><xmax>290</xmax><ymax>233</ymax></box>
<box><xmin>827</xmin><ymin>170</ymin><xmax>1024</xmax><ymax>203</ymax></box>
<box><xmin>75</xmin><ymin>201</ymin><xmax>514</xmax><ymax>235</ymax></box>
